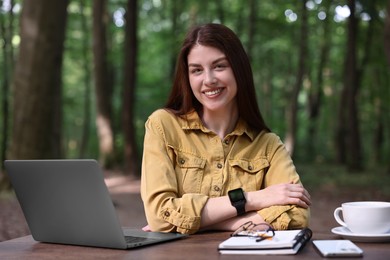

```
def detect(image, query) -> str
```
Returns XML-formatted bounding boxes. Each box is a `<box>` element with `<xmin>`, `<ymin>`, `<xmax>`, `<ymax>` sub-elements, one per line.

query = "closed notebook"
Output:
<box><xmin>218</xmin><ymin>228</ymin><xmax>312</xmax><ymax>255</ymax></box>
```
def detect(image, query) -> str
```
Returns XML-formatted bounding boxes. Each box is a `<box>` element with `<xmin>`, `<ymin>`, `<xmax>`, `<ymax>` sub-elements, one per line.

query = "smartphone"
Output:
<box><xmin>313</xmin><ymin>240</ymin><xmax>363</xmax><ymax>257</ymax></box>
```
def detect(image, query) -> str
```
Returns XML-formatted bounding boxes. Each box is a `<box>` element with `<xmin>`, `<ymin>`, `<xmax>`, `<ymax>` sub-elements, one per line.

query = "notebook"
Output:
<box><xmin>4</xmin><ymin>159</ymin><xmax>187</xmax><ymax>249</ymax></box>
<box><xmin>218</xmin><ymin>228</ymin><xmax>312</xmax><ymax>255</ymax></box>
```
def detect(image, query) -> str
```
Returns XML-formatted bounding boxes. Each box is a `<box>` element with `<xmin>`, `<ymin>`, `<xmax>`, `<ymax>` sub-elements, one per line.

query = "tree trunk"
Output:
<box><xmin>79</xmin><ymin>0</ymin><xmax>92</xmax><ymax>158</ymax></box>
<box><xmin>357</xmin><ymin>1</ymin><xmax>377</xmax><ymax>166</ymax></box>
<box><xmin>122</xmin><ymin>0</ymin><xmax>140</xmax><ymax>177</ymax></box>
<box><xmin>92</xmin><ymin>0</ymin><xmax>115</xmax><ymax>167</ymax></box>
<box><xmin>0</xmin><ymin>0</ymin><xmax>15</xmax><ymax>170</ymax></box>
<box><xmin>284</xmin><ymin>0</ymin><xmax>308</xmax><ymax>156</ymax></box>
<box><xmin>344</xmin><ymin>0</ymin><xmax>362</xmax><ymax>171</ymax></box>
<box><xmin>8</xmin><ymin>0</ymin><xmax>68</xmax><ymax>160</ymax></box>
<box><xmin>307</xmin><ymin>0</ymin><xmax>332</xmax><ymax>160</ymax></box>
<box><xmin>2</xmin><ymin>0</ymin><xmax>68</xmax><ymax>190</ymax></box>
<box><xmin>169</xmin><ymin>0</ymin><xmax>181</xmax><ymax>80</ymax></box>
<box><xmin>234</xmin><ymin>2</ymin><xmax>245</xmax><ymax>37</ymax></box>
<box><xmin>385</xmin><ymin>0</ymin><xmax>390</xmax><ymax>65</ymax></box>
<box><xmin>384</xmin><ymin>0</ymin><xmax>390</xmax><ymax>174</ymax></box>
<box><xmin>335</xmin><ymin>87</ymin><xmax>348</xmax><ymax>164</ymax></box>
<box><xmin>246</xmin><ymin>0</ymin><xmax>257</xmax><ymax>62</ymax></box>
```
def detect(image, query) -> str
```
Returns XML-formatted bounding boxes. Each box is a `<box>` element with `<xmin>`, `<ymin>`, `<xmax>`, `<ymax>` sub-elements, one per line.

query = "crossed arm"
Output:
<box><xmin>199</xmin><ymin>182</ymin><xmax>311</xmax><ymax>231</ymax></box>
<box><xmin>143</xmin><ymin>182</ymin><xmax>311</xmax><ymax>232</ymax></box>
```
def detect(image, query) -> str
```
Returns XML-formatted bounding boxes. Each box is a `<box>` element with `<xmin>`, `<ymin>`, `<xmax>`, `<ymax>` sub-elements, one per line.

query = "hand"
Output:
<box><xmin>247</xmin><ymin>182</ymin><xmax>311</xmax><ymax>211</ymax></box>
<box><xmin>142</xmin><ymin>225</ymin><xmax>152</xmax><ymax>232</ymax></box>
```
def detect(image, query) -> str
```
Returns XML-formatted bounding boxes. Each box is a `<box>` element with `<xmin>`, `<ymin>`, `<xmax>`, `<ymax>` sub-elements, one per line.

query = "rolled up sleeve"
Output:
<box><xmin>258</xmin><ymin>205</ymin><xmax>310</xmax><ymax>230</ymax></box>
<box><xmin>159</xmin><ymin>194</ymin><xmax>209</xmax><ymax>234</ymax></box>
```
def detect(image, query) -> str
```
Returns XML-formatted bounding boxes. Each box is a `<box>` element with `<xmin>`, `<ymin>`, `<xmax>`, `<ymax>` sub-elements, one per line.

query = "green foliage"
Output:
<box><xmin>1</xmin><ymin>0</ymin><xmax>389</xmax><ymax>169</ymax></box>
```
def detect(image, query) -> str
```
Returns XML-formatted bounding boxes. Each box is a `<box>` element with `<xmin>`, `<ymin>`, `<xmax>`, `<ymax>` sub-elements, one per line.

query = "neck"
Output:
<box><xmin>201</xmin><ymin>108</ymin><xmax>239</xmax><ymax>139</ymax></box>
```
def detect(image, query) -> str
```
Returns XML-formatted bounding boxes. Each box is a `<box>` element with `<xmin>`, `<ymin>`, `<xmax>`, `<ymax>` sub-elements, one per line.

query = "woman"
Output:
<box><xmin>141</xmin><ymin>23</ymin><xmax>311</xmax><ymax>235</ymax></box>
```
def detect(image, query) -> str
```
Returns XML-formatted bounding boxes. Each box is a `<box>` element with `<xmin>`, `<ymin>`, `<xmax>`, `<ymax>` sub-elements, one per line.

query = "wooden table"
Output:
<box><xmin>0</xmin><ymin>231</ymin><xmax>389</xmax><ymax>259</ymax></box>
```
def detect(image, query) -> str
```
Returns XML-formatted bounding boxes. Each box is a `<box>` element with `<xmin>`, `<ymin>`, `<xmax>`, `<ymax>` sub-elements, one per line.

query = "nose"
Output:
<box><xmin>204</xmin><ymin>70</ymin><xmax>217</xmax><ymax>85</ymax></box>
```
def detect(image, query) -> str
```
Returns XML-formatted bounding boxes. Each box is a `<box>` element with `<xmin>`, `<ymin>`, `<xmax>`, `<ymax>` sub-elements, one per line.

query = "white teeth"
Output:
<box><xmin>204</xmin><ymin>88</ymin><xmax>222</xmax><ymax>96</ymax></box>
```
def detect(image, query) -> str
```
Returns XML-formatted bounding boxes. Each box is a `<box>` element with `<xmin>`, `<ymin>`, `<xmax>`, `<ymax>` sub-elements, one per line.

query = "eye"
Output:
<box><xmin>214</xmin><ymin>63</ymin><xmax>228</xmax><ymax>70</ymax></box>
<box><xmin>190</xmin><ymin>67</ymin><xmax>203</xmax><ymax>75</ymax></box>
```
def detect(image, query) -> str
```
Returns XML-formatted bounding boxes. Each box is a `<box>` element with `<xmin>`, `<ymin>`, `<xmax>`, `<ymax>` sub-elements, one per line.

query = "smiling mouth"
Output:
<box><xmin>204</xmin><ymin>88</ymin><xmax>223</xmax><ymax>96</ymax></box>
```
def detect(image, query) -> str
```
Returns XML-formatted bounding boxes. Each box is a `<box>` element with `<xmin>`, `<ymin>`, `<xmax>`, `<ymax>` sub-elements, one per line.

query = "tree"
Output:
<box><xmin>168</xmin><ymin>0</ymin><xmax>183</xmax><ymax>79</ymax></box>
<box><xmin>384</xmin><ymin>0</ymin><xmax>390</xmax><ymax>173</ymax></box>
<box><xmin>385</xmin><ymin>1</ymin><xmax>390</xmax><ymax>65</ymax></box>
<box><xmin>2</xmin><ymin>0</ymin><xmax>69</xmax><ymax>189</ymax></box>
<box><xmin>306</xmin><ymin>0</ymin><xmax>332</xmax><ymax>160</ymax></box>
<box><xmin>0</xmin><ymin>0</ymin><xmax>15</xmax><ymax>170</ymax></box>
<box><xmin>246</xmin><ymin>0</ymin><xmax>257</xmax><ymax>61</ymax></box>
<box><xmin>78</xmin><ymin>0</ymin><xmax>93</xmax><ymax>158</ymax></box>
<box><xmin>284</xmin><ymin>0</ymin><xmax>308</xmax><ymax>156</ymax></box>
<box><xmin>122</xmin><ymin>0</ymin><xmax>139</xmax><ymax>177</ymax></box>
<box><xmin>92</xmin><ymin>0</ymin><xmax>115</xmax><ymax>167</ymax></box>
<box><xmin>337</xmin><ymin>0</ymin><xmax>362</xmax><ymax>171</ymax></box>
<box><xmin>8</xmin><ymin>0</ymin><xmax>69</xmax><ymax>159</ymax></box>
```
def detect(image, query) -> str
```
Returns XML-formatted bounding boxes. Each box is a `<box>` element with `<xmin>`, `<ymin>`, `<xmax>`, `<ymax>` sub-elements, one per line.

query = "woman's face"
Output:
<box><xmin>187</xmin><ymin>45</ymin><xmax>237</xmax><ymax>114</ymax></box>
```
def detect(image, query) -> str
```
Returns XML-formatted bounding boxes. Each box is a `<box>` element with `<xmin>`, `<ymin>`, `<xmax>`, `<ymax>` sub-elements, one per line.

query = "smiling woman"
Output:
<box><xmin>140</xmin><ymin>23</ymin><xmax>311</xmax><ymax>235</ymax></box>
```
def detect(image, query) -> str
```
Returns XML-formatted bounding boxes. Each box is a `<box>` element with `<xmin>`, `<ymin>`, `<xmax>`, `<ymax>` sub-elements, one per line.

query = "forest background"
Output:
<box><xmin>1</xmin><ymin>0</ymin><xmax>390</xmax><ymax>193</ymax></box>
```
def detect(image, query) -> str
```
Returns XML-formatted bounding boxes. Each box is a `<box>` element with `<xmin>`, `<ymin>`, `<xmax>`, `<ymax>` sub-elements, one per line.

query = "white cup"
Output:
<box><xmin>334</xmin><ymin>201</ymin><xmax>390</xmax><ymax>234</ymax></box>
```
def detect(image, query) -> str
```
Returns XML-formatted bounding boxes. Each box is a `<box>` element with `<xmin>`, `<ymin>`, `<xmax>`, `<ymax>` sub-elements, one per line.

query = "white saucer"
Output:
<box><xmin>331</xmin><ymin>226</ymin><xmax>390</xmax><ymax>243</ymax></box>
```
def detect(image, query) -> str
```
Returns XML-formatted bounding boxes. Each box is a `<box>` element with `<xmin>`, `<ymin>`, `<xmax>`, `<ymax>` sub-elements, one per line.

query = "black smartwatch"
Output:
<box><xmin>228</xmin><ymin>188</ymin><xmax>246</xmax><ymax>216</ymax></box>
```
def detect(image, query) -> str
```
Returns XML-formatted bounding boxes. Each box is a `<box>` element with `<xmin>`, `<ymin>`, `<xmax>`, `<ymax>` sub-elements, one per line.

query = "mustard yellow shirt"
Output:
<box><xmin>141</xmin><ymin>109</ymin><xmax>310</xmax><ymax>234</ymax></box>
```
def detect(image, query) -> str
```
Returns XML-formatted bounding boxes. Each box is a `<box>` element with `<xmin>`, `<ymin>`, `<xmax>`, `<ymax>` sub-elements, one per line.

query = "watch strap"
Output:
<box><xmin>234</xmin><ymin>202</ymin><xmax>246</xmax><ymax>216</ymax></box>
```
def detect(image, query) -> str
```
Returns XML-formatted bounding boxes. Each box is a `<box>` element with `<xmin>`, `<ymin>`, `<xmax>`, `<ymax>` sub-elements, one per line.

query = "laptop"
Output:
<box><xmin>4</xmin><ymin>159</ymin><xmax>187</xmax><ymax>249</ymax></box>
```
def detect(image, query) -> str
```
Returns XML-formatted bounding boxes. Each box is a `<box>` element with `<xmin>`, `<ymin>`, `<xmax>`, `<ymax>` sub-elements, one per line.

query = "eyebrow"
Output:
<box><xmin>188</xmin><ymin>57</ymin><xmax>228</xmax><ymax>67</ymax></box>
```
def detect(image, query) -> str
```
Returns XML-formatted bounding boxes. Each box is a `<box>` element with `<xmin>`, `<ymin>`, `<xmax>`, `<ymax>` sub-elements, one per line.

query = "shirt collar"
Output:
<box><xmin>180</xmin><ymin>110</ymin><xmax>256</xmax><ymax>141</ymax></box>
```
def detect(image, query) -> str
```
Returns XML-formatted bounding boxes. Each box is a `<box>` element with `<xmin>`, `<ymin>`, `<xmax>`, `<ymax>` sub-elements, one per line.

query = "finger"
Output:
<box><xmin>290</xmin><ymin>184</ymin><xmax>311</xmax><ymax>201</ymax></box>
<box><xmin>288</xmin><ymin>189</ymin><xmax>311</xmax><ymax>206</ymax></box>
<box><xmin>142</xmin><ymin>225</ymin><xmax>152</xmax><ymax>232</ymax></box>
<box><xmin>302</xmin><ymin>194</ymin><xmax>311</xmax><ymax>206</ymax></box>
<box><xmin>288</xmin><ymin>197</ymin><xmax>309</xmax><ymax>208</ymax></box>
<box><xmin>299</xmin><ymin>199</ymin><xmax>310</xmax><ymax>208</ymax></box>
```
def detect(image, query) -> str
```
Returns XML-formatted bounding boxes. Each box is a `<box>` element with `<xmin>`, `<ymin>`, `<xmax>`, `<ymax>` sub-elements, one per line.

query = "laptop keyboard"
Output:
<box><xmin>125</xmin><ymin>236</ymin><xmax>151</xmax><ymax>244</ymax></box>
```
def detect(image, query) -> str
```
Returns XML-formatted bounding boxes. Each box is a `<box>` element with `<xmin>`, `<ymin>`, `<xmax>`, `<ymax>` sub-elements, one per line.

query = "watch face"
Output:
<box><xmin>228</xmin><ymin>188</ymin><xmax>245</xmax><ymax>202</ymax></box>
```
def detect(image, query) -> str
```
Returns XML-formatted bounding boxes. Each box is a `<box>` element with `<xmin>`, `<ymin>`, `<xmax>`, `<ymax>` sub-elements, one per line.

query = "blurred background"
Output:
<box><xmin>2</xmin><ymin>0</ymin><xmax>390</xmax><ymax>176</ymax></box>
<box><xmin>1</xmin><ymin>0</ymin><xmax>390</xmax><ymax>241</ymax></box>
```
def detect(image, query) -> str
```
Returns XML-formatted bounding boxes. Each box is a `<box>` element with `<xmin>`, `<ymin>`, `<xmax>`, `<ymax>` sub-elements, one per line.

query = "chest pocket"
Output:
<box><xmin>175</xmin><ymin>151</ymin><xmax>206</xmax><ymax>195</ymax></box>
<box><xmin>228</xmin><ymin>158</ymin><xmax>269</xmax><ymax>191</ymax></box>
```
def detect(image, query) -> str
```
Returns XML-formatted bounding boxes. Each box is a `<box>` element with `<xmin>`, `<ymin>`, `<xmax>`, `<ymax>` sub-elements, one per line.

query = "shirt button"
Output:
<box><xmin>214</xmin><ymin>185</ymin><xmax>220</xmax><ymax>191</ymax></box>
<box><xmin>248</xmin><ymin>166</ymin><xmax>253</xmax><ymax>171</ymax></box>
<box><xmin>179</xmin><ymin>159</ymin><xmax>185</xmax><ymax>164</ymax></box>
<box><xmin>164</xmin><ymin>211</ymin><xmax>170</xmax><ymax>217</ymax></box>
<box><xmin>224</xmin><ymin>139</ymin><xmax>229</xmax><ymax>145</ymax></box>
<box><xmin>217</xmin><ymin>163</ymin><xmax>223</xmax><ymax>169</ymax></box>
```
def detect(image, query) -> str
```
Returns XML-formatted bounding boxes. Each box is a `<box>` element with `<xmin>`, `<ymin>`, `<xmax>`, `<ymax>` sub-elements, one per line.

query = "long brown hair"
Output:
<box><xmin>165</xmin><ymin>23</ymin><xmax>270</xmax><ymax>133</ymax></box>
